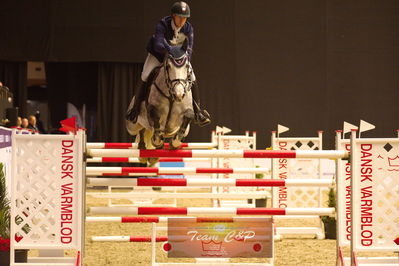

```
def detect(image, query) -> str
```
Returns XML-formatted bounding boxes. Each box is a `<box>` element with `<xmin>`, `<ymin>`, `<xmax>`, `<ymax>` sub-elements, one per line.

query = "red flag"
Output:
<box><xmin>394</xmin><ymin>237</ymin><xmax>399</xmax><ymax>245</ymax></box>
<box><xmin>59</xmin><ymin>117</ymin><xmax>77</xmax><ymax>134</ymax></box>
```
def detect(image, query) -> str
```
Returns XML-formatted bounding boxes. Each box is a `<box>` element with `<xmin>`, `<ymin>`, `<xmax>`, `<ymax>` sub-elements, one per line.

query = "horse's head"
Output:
<box><xmin>164</xmin><ymin>39</ymin><xmax>190</xmax><ymax>102</ymax></box>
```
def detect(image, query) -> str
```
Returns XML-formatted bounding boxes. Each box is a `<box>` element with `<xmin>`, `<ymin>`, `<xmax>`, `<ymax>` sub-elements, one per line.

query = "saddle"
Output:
<box><xmin>145</xmin><ymin>66</ymin><xmax>162</xmax><ymax>100</ymax></box>
<box><xmin>148</xmin><ymin>66</ymin><xmax>161</xmax><ymax>86</ymax></box>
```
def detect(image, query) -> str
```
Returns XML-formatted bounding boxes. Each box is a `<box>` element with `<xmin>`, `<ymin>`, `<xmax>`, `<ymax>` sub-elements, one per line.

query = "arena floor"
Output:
<box><xmin>84</xmin><ymin>188</ymin><xmax>339</xmax><ymax>266</ymax></box>
<box><xmin>25</xmin><ymin>188</ymin><xmax>395</xmax><ymax>266</ymax></box>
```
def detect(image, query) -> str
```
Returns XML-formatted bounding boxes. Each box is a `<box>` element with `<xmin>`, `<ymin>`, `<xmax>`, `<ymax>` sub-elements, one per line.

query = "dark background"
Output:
<box><xmin>0</xmin><ymin>0</ymin><xmax>398</xmax><ymax>148</ymax></box>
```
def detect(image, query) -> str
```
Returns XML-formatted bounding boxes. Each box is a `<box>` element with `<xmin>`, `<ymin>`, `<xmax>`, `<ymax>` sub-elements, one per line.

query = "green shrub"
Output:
<box><xmin>0</xmin><ymin>163</ymin><xmax>10</xmax><ymax>239</ymax></box>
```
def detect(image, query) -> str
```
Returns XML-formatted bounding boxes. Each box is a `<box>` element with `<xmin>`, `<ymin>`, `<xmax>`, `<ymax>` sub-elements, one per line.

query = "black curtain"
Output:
<box><xmin>46</xmin><ymin>62</ymin><xmax>98</xmax><ymax>131</ymax></box>
<box><xmin>97</xmin><ymin>62</ymin><xmax>143</xmax><ymax>142</ymax></box>
<box><xmin>0</xmin><ymin>61</ymin><xmax>27</xmax><ymax>116</ymax></box>
<box><xmin>1</xmin><ymin>1</ymin><xmax>399</xmax><ymax>147</ymax></box>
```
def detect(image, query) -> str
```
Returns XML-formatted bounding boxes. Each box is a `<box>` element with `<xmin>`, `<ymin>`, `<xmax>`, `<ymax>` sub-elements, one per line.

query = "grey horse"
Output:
<box><xmin>126</xmin><ymin>43</ymin><xmax>194</xmax><ymax>163</ymax></box>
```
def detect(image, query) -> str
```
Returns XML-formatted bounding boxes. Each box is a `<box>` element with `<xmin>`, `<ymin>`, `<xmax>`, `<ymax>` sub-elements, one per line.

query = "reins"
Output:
<box><xmin>149</xmin><ymin>54</ymin><xmax>191</xmax><ymax>127</ymax></box>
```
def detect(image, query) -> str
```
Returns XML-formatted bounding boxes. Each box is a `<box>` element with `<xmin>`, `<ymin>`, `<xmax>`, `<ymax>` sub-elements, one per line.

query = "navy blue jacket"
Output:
<box><xmin>146</xmin><ymin>16</ymin><xmax>194</xmax><ymax>62</ymax></box>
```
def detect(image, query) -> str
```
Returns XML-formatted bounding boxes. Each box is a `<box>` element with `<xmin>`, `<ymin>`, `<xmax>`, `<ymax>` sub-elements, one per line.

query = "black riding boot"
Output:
<box><xmin>126</xmin><ymin>80</ymin><xmax>148</xmax><ymax>123</ymax></box>
<box><xmin>191</xmin><ymin>81</ymin><xmax>211</xmax><ymax>127</ymax></box>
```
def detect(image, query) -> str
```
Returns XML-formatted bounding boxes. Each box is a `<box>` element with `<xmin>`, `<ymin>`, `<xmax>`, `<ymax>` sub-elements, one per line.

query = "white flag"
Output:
<box><xmin>359</xmin><ymin>120</ymin><xmax>375</xmax><ymax>133</ymax></box>
<box><xmin>216</xmin><ymin>126</ymin><xmax>232</xmax><ymax>135</ymax></box>
<box><xmin>343</xmin><ymin>121</ymin><xmax>358</xmax><ymax>134</ymax></box>
<box><xmin>277</xmin><ymin>124</ymin><xmax>289</xmax><ymax>135</ymax></box>
<box><xmin>215</xmin><ymin>126</ymin><xmax>223</xmax><ymax>134</ymax></box>
<box><xmin>222</xmin><ymin>126</ymin><xmax>232</xmax><ymax>134</ymax></box>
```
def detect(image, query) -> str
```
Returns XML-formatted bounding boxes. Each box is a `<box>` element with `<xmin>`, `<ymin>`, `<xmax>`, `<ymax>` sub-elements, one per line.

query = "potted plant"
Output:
<box><xmin>247</xmin><ymin>166</ymin><xmax>268</xmax><ymax>207</ymax></box>
<box><xmin>0</xmin><ymin>163</ymin><xmax>28</xmax><ymax>266</ymax></box>
<box><xmin>254</xmin><ymin>169</ymin><xmax>268</xmax><ymax>207</ymax></box>
<box><xmin>321</xmin><ymin>186</ymin><xmax>337</xmax><ymax>239</ymax></box>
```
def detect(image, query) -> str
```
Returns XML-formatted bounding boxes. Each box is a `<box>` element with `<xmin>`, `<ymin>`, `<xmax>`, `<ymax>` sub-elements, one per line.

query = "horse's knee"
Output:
<box><xmin>126</xmin><ymin>120</ymin><xmax>140</xmax><ymax>136</ymax></box>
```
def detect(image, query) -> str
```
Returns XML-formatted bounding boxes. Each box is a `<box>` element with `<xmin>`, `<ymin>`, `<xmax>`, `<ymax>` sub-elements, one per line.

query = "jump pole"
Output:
<box><xmin>87</xmin><ymin>157</ymin><xmax>211</xmax><ymax>163</ymax></box>
<box><xmin>91</xmin><ymin>235</ymin><xmax>271</xmax><ymax>242</ymax></box>
<box><xmin>86</xmin><ymin>166</ymin><xmax>269</xmax><ymax>176</ymax></box>
<box><xmin>89</xmin><ymin>206</ymin><xmax>335</xmax><ymax>216</ymax></box>
<box><xmin>87</xmin><ymin>149</ymin><xmax>348</xmax><ymax>159</ymax></box>
<box><xmin>91</xmin><ymin>236</ymin><xmax>168</xmax><ymax>242</ymax></box>
<box><xmin>88</xmin><ymin>192</ymin><xmax>271</xmax><ymax>200</ymax></box>
<box><xmin>86</xmin><ymin>217</ymin><xmax>255</xmax><ymax>223</ymax></box>
<box><xmin>87</xmin><ymin>178</ymin><xmax>334</xmax><ymax>187</ymax></box>
<box><xmin>86</xmin><ymin>142</ymin><xmax>217</xmax><ymax>149</ymax></box>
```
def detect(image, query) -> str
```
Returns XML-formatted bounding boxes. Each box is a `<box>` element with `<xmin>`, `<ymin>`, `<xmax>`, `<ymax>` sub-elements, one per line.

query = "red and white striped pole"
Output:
<box><xmin>86</xmin><ymin>217</ymin><xmax>255</xmax><ymax>223</ymax></box>
<box><xmin>91</xmin><ymin>235</ymin><xmax>271</xmax><ymax>242</ymax></box>
<box><xmin>87</xmin><ymin>157</ymin><xmax>141</xmax><ymax>163</ymax></box>
<box><xmin>87</xmin><ymin>191</ymin><xmax>269</xmax><ymax>200</ymax></box>
<box><xmin>89</xmin><ymin>206</ymin><xmax>335</xmax><ymax>216</ymax></box>
<box><xmin>87</xmin><ymin>178</ymin><xmax>334</xmax><ymax>187</ymax></box>
<box><xmin>86</xmin><ymin>166</ymin><xmax>269</xmax><ymax>176</ymax></box>
<box><xmin>87</xmin><ymin>149</ymin><xmax>348</xmax><ymax>159</ymax></box>
<box><xmin>86</xmin><ymin>142</ymin><xmax>217</xmax><ymax>150</ymax></box>
<box><xmin>91</xmin><ymin>236</ymin><xmax>168</xmax><ymax>242</ymax></box>
<box><xmin>86</xmin><ymin>157</ymin><xmax>211</xmax><ymax>163</ymax></box>
<box><xmin>158</xmin><ymin>158</ymin><xmax>211</xmax><ymax>162</ymax></box>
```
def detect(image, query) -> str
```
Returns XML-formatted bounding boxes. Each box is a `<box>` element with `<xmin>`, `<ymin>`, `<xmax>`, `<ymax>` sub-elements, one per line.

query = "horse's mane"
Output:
<box><xmin>167</xmin><ymin>45</ymin><xmax>188</xmax><ymax>67</ymax></box>
<box><xmin>169</xmin><ymin>55</ymin><xmax>187</xmax><ymax>67</ymax></box>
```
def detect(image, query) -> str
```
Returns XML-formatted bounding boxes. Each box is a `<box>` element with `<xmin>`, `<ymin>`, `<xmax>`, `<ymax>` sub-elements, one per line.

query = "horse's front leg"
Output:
<box><xmin>148</xmin><ymin>105</ymin><xmax>164</xmax><ymax>149</ymax></box>
<box><xmin>170</xmin><ymin>115</ymin><xmax>192</xmax><ymax>149</ymax></box>
<box><xmin>137</xmin><ymin>129</ymin><xmax>149</xmax><ymax>164</ymax></box>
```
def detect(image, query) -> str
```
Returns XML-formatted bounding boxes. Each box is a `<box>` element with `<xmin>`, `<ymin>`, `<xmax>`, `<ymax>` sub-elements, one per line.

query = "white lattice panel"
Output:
<box><xmin>272</xmin><ymin>132</ymin><xmax>324</xmax><ymax>209</ymax></box>
<box><xmin>351</xmin><ymin>136</ymin><xmax>399</xmax><ymax>252</ymax></box>
<box><xmin>10</xmin><ymin>133</ymin><xmax>84</xmax><ymax>252</ymax></box>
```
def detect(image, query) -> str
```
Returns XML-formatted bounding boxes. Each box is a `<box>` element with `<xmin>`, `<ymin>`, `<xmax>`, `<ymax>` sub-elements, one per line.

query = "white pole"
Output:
<box><xmin>151</xmin><ymin>223</ymin><xmax>156</xmax><ymax>266</ymax></box>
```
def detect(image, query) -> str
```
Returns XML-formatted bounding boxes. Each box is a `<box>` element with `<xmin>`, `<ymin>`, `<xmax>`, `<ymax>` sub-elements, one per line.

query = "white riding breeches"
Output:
<box><xmin>141</xmin><ymin>53</ymin><xmax>196</xmax><ymax>82</ymax></box>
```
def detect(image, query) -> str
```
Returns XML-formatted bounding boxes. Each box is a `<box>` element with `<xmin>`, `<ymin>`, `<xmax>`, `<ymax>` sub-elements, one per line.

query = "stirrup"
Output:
<box><xmin>195</xmin><ymin>110</ymin><xmax>211</xmax><ymax>127</ymax></box>
<box><xmin>126</xmin><ymin>106</ymin><xmax>140</xmax><ymax>123</ymax></box>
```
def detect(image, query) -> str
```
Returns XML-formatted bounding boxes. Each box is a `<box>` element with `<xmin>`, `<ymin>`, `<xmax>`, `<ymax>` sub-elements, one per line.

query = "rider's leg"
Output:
<box><xmin>126</xmin><ymin>54</ymin><xmax>161</xmax><ymax>122</ymax></box>
<box><xmin>190</xmin><ymin>71</ymin><xmax>211</xmax><ymax>126</ymax></box>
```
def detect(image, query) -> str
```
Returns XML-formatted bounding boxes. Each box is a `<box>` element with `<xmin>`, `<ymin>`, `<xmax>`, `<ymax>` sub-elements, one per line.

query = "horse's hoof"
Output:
<box><xmin>139</xmin><ymin>157</ymin><xmax>148</xmax><ymax>164</ymax></box>
<box><xmin>168</xmin><ymin>143</ymin><xmax>179</xmax><ymax>150</ymax></box>
<box><xmin>138</xmin><ymin>142</ymin><xmax>146</xmax><ymax>150</ymax></box>
<box><xmin>171</xmin><ymin>136</ymin><xmax>182</xmax><ymax>149</ymax></box>
<box><xmin>152</xmin><ymin>136</ymin><xmax>164</xmax><ymax>149</ymax></box>
<box><xmin>147</xmin><ymin>157</ymin><xmax>159</xmax><ymax>166</ymax></box>
<box><xmin>152</xmin><ymin>141</ymin><xmax>164</xmax><ymax>149</ymax></box>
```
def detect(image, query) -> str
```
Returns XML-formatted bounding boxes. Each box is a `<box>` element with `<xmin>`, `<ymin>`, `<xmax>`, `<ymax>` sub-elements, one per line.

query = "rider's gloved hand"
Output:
<box><xmin>169</xmin><ymin>46</ymin><xmax>185</xmax><ymax>58</ymax></box>
<box><xmin>163</xmin><ymin>39</ymin><xmax>172</xmax><ymax>53</ymax></box>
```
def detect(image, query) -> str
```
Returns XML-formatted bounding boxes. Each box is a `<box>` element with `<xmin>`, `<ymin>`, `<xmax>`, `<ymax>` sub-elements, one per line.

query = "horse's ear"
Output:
<box><xmin>181</xmin><ymin>38</ymin><xmax>188</xmax><ymax>52</ymax></box>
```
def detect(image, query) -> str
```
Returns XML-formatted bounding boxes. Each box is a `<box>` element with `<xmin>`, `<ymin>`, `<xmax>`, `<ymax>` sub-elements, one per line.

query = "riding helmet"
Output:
<box><xmin>171</xmin><ymin>1</ymin><xmax>190</xmax><ymax>17</ymax></box>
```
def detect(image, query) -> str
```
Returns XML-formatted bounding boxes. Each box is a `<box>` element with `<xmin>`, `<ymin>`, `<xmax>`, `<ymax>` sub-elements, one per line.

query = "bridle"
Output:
<box><xmin>154</xmin><ymin>53</ymin><xmax>192</xmax><ymax>101</ymax></box>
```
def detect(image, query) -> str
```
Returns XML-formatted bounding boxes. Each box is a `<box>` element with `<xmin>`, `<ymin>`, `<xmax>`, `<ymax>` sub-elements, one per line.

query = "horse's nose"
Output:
<box><xmin>174</xmin><ymin>84</ymin><xmax>185</xmax><ymax>101</ymax></box>
<box><xmin>175</xmin><ymin>93</ymin><xmax>184</xmax><ymax>102</ymax></box>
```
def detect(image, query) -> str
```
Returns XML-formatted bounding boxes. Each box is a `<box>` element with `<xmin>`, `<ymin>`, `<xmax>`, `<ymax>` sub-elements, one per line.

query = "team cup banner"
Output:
<box><xmin>167</xmin><ymin>218</ymin><xmax>273</xmax><ymax>258</ymax></box>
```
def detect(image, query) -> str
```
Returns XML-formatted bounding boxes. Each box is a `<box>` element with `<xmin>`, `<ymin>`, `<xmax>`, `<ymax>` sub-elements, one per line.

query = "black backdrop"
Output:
<box><xmin>0</xmin><ymin>0</ymin><xmax>398</xmax><ymax>148</ymax></box>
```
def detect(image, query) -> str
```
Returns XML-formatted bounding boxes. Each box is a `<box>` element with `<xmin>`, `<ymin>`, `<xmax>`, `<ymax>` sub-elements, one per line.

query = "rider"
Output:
<box><xmin>126</xmin><ymin>1</ymin><xmax>211</xmax><ymax>126</ymax></box>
